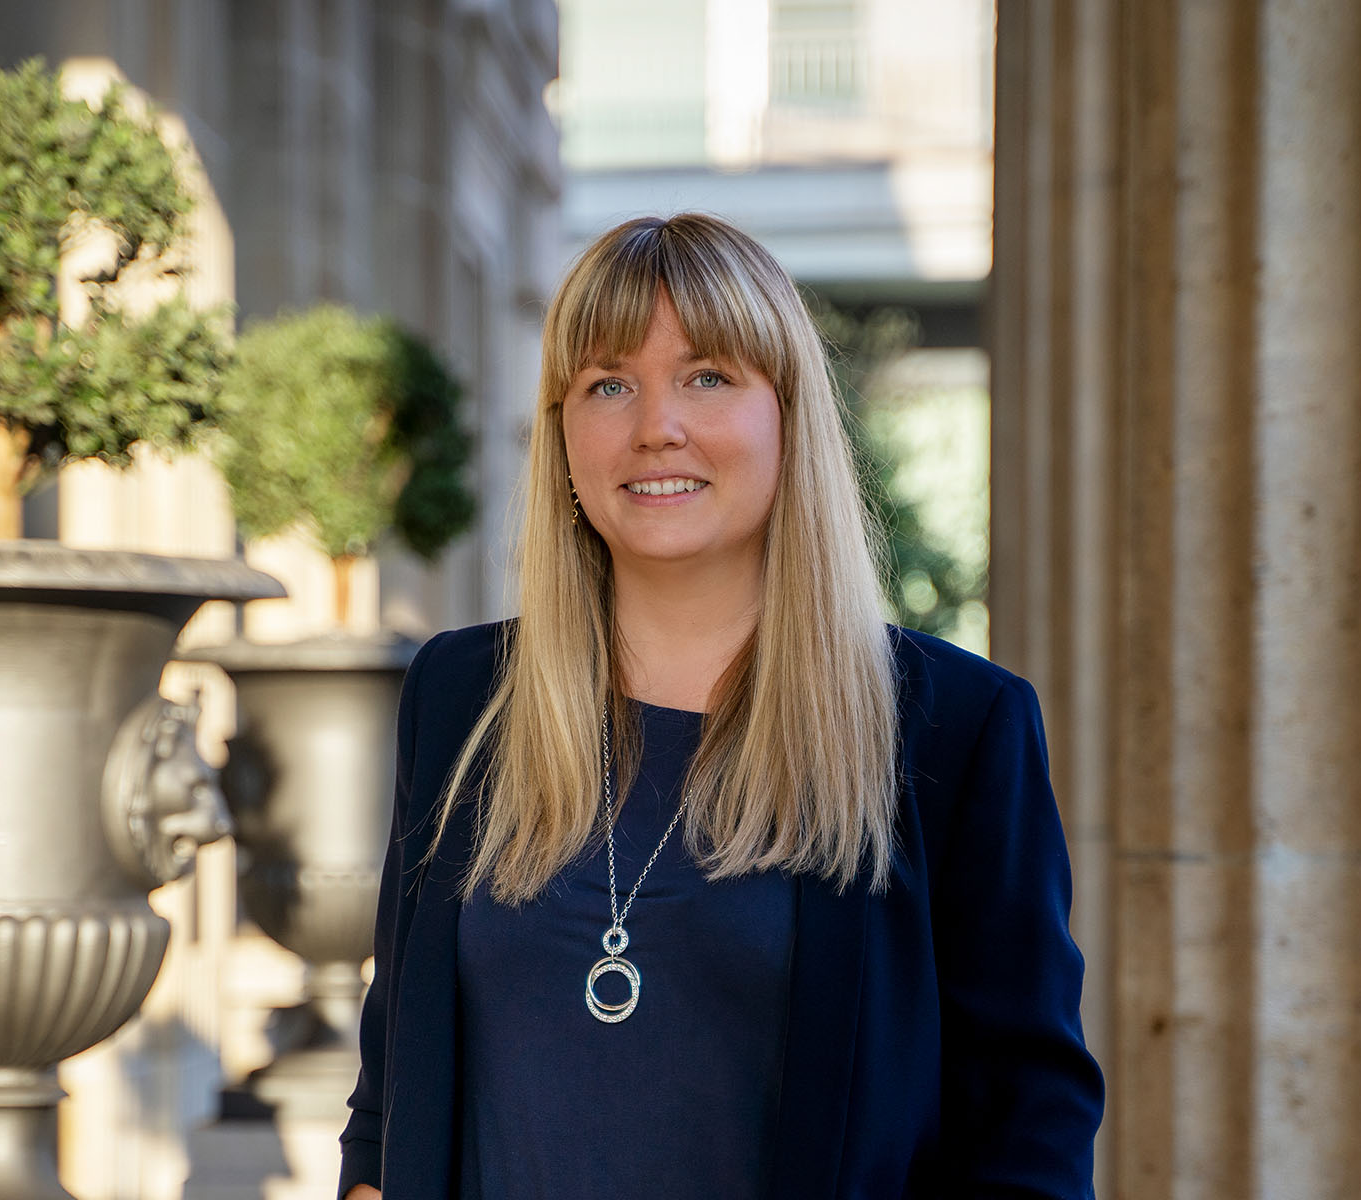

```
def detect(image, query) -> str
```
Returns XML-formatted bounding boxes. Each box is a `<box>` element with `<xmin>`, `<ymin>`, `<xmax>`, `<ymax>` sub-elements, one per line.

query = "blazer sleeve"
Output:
<box><xmin>336</xmin><ymin>634</ymin><xmax>438</xmax><ymax>1198</ymax></box>
<box><xmin>932</xmin><ymin>674</ymin><xmax>1105</xmax><ymax>1199</ymax></box>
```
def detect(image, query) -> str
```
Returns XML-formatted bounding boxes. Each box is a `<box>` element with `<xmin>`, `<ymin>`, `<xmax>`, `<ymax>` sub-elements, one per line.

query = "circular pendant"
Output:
<box><xmin>585</xmin><ymin>955</ymin><xmax>640</xmax><ymax>1023</ymax></box>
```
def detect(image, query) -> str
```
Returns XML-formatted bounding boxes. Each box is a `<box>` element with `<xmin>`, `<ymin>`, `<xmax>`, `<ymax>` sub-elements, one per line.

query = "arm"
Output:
<box><xmin>336</xmin><ymin>638</ymin><xmax>438</xmax><ymax>1200</ymax></box>
<box><xmin>933</xmin><ymin>676</ymin><xmax>1104</xmax><ymax>1198</ymax></box>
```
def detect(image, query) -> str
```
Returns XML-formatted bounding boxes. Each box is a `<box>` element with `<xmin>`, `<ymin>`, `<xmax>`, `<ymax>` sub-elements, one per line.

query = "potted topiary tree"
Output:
<box><xmin>194</xmin><ymin>303</ymin><xmax>475</xmax><ymax>1117</ymax></box>
<box><xmin>215</xmin><ymin>302</ymin><xmax>475</xmax><ymax>628</ymax></box>
<box><xmin>0</xmin><ymin>60</ymin><xmax>282</xmax><ymax>1200</ymax></box>
<box><xmin>0</xmin><ymin>57</ymin><xmax>232</xmax><ymax>538</ymax></box>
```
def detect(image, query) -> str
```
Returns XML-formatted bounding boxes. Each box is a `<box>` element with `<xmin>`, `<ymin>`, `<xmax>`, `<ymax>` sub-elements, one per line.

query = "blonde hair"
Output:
<box><xmin>431</xmin><ymin>213</ymin><xmax>897</xmax><ymax>903</ymax></box>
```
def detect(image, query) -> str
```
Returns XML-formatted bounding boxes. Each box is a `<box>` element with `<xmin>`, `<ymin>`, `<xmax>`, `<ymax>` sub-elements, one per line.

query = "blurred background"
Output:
<box><xmin>1</xmin><ymin>2</ymin><xmax>1358</xmax><ymax>1198</ymax></box>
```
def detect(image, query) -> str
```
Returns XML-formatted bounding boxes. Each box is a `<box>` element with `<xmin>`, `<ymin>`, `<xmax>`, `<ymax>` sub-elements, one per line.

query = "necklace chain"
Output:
<box><xmin>585</xmin><ymin>706</ymin><xmax>689</xmax><ymax>1022</ymax></box>
<box><xmin>601</xmin><ymin>706</ymin><xmax>689</xmax><ymax>938</ymax></box>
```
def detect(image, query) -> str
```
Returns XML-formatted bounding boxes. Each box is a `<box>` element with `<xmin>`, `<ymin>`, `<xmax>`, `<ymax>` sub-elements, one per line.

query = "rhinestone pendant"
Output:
<box><xmin>585</xmin><ymin>954</ymin><xmax>640</xmax><ymax>1023</ymax></box>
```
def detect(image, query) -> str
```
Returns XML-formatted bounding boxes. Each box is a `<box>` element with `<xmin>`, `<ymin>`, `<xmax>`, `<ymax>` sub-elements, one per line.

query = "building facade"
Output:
<box><xmin>557</xmin><ymin>0</ymin><xmax>994</xmax><ymax>306</ymax></box>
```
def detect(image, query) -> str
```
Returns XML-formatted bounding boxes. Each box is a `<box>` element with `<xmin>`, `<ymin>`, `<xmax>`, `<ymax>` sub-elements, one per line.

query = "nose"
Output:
<box><xmin>631</xmin><ymin>384</ymin><xmax>687</xmax><ymax>451</ymax></box>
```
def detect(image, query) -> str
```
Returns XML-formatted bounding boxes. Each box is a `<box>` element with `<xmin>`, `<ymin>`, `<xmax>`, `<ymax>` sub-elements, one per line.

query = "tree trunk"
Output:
<box><xmin>333</xmin><ymin>554</ymin><xmax>357</xmax><ymax>630</ymax></box>
<box><xmin>0</xmin><ymin>426</ymin><xmax>31</xmax><ymax>540</ymax></box>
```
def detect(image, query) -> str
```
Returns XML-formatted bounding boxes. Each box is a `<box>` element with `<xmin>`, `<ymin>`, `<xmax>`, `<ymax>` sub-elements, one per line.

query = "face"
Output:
<box><xmin>562</xmin><ymin>292</ymin><xmax>782</xmax><ymax>579</ymax></box>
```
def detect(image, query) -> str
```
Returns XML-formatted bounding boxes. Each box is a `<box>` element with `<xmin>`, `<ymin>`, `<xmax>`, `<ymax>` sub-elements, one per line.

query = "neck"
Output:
<box><xmin>611</xmin><ymin>556</ymin><xmax>763</xmax><ymax>713</ymax></box>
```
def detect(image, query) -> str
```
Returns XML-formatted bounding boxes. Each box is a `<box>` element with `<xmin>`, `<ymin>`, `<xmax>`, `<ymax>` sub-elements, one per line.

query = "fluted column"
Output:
<box><xmin>993</xmin><ymin>3</ymin><xmax>1361</xmax><ymax>1198</ymax></box>
<box><xmin>1252</xmin><ymin>2</ymin><xmax>1361</xmax><ymax>1191</ymax></box>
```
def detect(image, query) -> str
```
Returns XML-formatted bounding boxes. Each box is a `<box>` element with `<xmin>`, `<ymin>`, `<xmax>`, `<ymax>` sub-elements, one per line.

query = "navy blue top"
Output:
<box><xmin>339</xmin><ymin>623</ymin><xmax>1104</xmax><ymax>1199</ymax></box>
<box><xmin>456</xmin><ymin>701</ymin><xmax>796</xmax><ymax>1199</ymax></box>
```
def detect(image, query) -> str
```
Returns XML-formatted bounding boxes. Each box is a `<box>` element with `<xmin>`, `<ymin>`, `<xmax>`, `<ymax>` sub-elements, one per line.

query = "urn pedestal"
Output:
<box><xmin>0</xmin><ymin>540</ymin><xmax>284</xmax><ymax>1200</ymax></box>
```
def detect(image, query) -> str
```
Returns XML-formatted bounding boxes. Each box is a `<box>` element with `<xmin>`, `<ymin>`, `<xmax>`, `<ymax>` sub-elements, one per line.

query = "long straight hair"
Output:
<box><xmin>429</xmin><ymin>213</ymin><xmax>898</xmax><ymax>903</ymax></box>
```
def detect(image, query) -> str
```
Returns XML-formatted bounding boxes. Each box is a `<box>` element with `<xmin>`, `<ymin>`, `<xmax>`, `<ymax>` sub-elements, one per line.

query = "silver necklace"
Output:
<box><xmin>584</xmin><ymin>708</ymin><xmax>689</xmax><ymax>1023</ymax></box>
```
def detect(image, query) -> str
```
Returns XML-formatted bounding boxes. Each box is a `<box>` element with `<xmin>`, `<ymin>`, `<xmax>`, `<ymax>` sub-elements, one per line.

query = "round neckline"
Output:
<box><xmin>627</xmin><ymin>696</ymin><xmax>707</xmax><ymax>726</ymax></box>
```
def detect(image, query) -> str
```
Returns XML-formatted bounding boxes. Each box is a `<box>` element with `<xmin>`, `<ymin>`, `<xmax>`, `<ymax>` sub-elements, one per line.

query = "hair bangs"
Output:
<box><xmin>663</xmin><ymin>259</ymin><xmax>790</xmax><ymax>399</ymax></box>
<box><xmin>554</xmin><ymin>266</ymin><xmax>659</xmax><ymax>400</ymax></box>
<box><xmin>654</xmin><ymin>216</ymin><xmax>797</xmax><ymax>396</ymax></box>
<box><xmin>543</xmin><ymin>215</ymin><xmax>798</xmax><ymax>408</ymax></box>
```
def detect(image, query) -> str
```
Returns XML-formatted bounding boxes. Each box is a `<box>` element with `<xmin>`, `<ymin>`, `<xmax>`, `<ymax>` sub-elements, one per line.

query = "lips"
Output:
<box><xmin>624</xmin><ymin>477</ymin><xmax>708</xmax><ymax>496</ymax></box>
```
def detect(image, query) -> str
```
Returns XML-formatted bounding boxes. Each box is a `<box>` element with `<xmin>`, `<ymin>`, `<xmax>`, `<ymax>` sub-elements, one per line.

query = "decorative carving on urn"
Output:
<box><xmin>0</xmin><ymin>903</ymin><xmax>170</xmax><ymax>1070</ymax></box>
<box><xmin>102</xmin><ymin>693</ymin><xmax>233</xmax><ymax>890</ymax></box>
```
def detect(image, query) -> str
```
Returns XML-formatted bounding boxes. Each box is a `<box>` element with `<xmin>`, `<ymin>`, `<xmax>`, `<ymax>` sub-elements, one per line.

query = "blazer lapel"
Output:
<box><xmin>769</xmin><ymin>870</ymin><xmax>871</xmax><ymax>1199</ymax></box>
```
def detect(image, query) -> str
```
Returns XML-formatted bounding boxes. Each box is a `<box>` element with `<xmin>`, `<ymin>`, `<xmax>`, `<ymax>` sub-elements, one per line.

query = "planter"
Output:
<box><xmin>0</xmin><ymin>540</ymin><xmax>284</xmax><ymax>1200</ymax></box>
<box><xmin>186</xmin><ymin>632</ymin><xmax>419</xmax><ymax>1120</ymax></box>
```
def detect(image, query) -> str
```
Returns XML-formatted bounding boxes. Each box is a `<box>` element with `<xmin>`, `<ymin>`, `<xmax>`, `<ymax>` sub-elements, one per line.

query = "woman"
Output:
<box><xmin>339</xmin><ymin>213</ymin><xmax>1103</xmax><ymax>1199</ymax></box>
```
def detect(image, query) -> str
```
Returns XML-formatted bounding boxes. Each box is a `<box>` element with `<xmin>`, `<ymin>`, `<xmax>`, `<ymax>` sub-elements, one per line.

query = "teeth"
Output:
<box><xmin>626</xmin><ymin>478</ymin><xmax>706</xmax><ymax>495</ymax></box>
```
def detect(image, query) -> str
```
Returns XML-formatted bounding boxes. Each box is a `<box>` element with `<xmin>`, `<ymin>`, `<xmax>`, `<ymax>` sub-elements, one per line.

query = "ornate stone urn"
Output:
<box><xmin>0</xmin><ymin>540</ymin><xmax>284</xmax><ymax>1200</ymax></box>
<box><xmin>188</xmin><ymin>632</ymin><xmax>419</xmax><ymax>1120</ymax></box>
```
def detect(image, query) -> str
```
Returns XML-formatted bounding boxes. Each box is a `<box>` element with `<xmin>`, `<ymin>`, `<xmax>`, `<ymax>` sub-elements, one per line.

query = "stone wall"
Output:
<box><xmin>992</xmin><ymin>3</ymin><xmax>1361</xmax><ymax>1197</ymax></box>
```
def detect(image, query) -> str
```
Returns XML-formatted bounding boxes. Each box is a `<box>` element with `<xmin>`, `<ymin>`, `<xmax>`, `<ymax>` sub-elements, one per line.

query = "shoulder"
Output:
<box><xmin>885</xmin><ymin>624</ymin><xmax>1048</xmax><ymax>783</ymax></box>
<box><xmin>391</xmin><ymin>620</ymin><xmax>515</xmax><ymax>836</ymax></box>
<box><xmin>408</xmin><ymin>612</ymin><xmax>514</xmax><ymax>669</ymax></box>
<box><xmin>888</xmin><ymin>624</ymin><xmax>1038</xmax><ymax>720</ymax></box>
<box><xmin>399</xmin><ymin>619</ymin><xmax>515</xmax><ymax>747</ymax></box>
<box><xmin>405</xmin><ymin>619</ymin><xmax>516</xmax><ymax>698</ymax></box>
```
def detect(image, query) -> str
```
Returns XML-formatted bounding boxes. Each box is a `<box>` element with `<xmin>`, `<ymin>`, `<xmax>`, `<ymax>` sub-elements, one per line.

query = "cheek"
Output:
<box><xmin>561</xmin><ymin>408</ymin><xmax>598</xmax><ymax>481</ymax></box>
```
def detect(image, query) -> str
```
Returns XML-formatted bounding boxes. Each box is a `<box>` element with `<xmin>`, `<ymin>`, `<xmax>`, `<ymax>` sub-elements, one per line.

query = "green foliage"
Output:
<box><xmin>854</xmin><ymin>417</ymin><xmax>982</xmax><ymax>639</ymax></box>
<box><xmin>0</xmin><ymin>58</ymin><xmax>227</xmax><ymax>492</ymax></box>
<box><xmin>0</xmin><ymin>296</ymin><xmax>232</xmax><ymax>468</ymax></box>
<box><xmin>215</xmin><ymin>305</ymin><xmax>475</xmax><ymax>562</ymax></box>
<box><xmin>813</xmin><ymin>297</ymin><xmax>987</xmax><ymax>640</ymax></box>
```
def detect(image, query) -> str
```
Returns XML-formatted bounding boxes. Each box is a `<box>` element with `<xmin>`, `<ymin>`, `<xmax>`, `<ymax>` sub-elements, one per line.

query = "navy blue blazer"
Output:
<box><xmin>339</xmin><ymin>622</ymin><xmax>1103</xmax><ymax>1198</ymax></box>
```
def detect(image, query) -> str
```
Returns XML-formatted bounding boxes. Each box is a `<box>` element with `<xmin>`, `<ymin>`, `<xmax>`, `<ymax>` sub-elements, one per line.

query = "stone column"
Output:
<box><xmin>1252</xmin><ymin>3</ymin><xmax>1361</xmax><ymax>1191</ymax></box>
<box><xmin>992</xmin><ymin>2</ymin><xmax>1361</xmax><ymax>1198</ymax></box>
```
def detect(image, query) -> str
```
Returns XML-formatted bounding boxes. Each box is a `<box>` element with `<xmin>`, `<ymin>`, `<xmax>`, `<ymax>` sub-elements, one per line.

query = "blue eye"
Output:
<box><xmin>593</xmin><ymin>378</ymin><xmax>626</xmax><ymax>397</ymax></box>
<box><xmin>696</xmin><ymin>370</ymin><xmax>723</xmax><ymax>389</ymax></box>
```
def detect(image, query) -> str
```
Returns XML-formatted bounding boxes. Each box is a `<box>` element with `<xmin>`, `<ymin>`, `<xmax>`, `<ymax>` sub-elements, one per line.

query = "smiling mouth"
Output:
<box><xmin>624</xmin><ymin>478</ymin><xmax>708</xmax><ymax>496</ymax></box>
